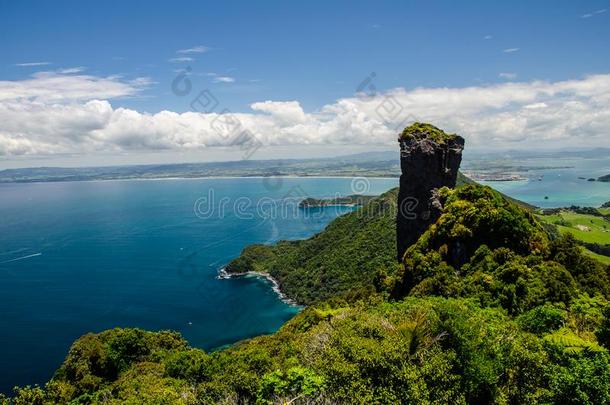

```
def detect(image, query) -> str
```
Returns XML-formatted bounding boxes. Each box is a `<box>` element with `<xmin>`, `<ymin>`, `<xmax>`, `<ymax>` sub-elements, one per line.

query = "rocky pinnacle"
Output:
<box><xmin>396</xmin><ymin>123</ymin><xmax>465</xmax><ymax>261</ymax></box>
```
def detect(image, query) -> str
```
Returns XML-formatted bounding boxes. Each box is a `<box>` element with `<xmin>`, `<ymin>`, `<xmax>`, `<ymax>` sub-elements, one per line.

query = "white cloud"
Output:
<box><xmin>251</xmin><ymin>101</ymin><xmax>307</xmax><ymax>126</ymax></box>
<box><xmin>206</xmin><ymin>72</ymin><xmax>236</xmax><ymax>83</ymax></box>
<box><xmin>0</xmin><ymin>71</ymin><xmax>150</xmax><ymax>103</ymax></box>
<box><xmin>57</xmin><ymin>67</ymin><xmax>86</xmax><ymax>74</ymax></box>
<box><xmin>1</xmin><ymin>72</ymin><xmax>610</xmax><ymax>157</ymax></box>
<box><xmin>15</xmin><ymin>62</ymin><xmax>52</xmax><ymax>67</ymax></box>
<box><xmin>502</xmin><ymin>48</ymin><xmax>520</xmax><ymax>53</ymax></box>
<box><xmin>177</xmin><ymin>45</ymin><xmax>209</xmax><ymax>54</ymax></box>
<box><xmin>523</xmin><ymin>102</ymin><xmax>548</xmax><ymax>110</ymax></box>
<box><xmin>484</xmin><ymin>35</ymin><xmax>493</xmax><ymax>40</ymax></box>
<box><xmin>168</xmin><ymin>57</ymin><xmax>194</xmax><ymax>63</ymax></box>
<box><xmin>499</xmin><ymin>72</ymin><xmax>517</xmax><ymax>80</ymax></box>
<box><xmin>214</xmin><ymin>76</ymin><xmax>235</xmax><ymax>83</ymax></box>
<box><xmin>582</xmin><ymin>9</ymin><xmax>607</xmax><ymax>18</ymax></box>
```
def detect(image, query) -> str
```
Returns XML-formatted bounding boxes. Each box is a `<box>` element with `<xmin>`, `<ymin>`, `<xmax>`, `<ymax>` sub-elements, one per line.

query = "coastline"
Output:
<box><xmin>0</xmin><ymin>174</ymin><xmax>399</xmax><ymax>186</ymax></box>
<box><xmin>217</xmin><ymin>267</ymin><xmax>301</xmax><ymax>307</ymax></box>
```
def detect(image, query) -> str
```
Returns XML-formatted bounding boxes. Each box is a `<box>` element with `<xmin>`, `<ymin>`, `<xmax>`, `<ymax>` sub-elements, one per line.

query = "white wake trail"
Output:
<box><xmin>0</xmin><ymin>253</ymin><xmax>42</xmax><ymax>264</ymax></box>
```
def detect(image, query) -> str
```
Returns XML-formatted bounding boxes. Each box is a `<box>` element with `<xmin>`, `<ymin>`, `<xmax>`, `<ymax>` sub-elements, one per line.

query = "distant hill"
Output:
<box><xmin>0</xmin><ymin>152</ymin><xmax>399</xmax><ymax>183</ymax></box>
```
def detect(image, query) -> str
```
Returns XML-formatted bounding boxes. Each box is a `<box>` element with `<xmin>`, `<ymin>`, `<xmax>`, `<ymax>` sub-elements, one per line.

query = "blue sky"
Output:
<box><xmin>0</xmin><ymin>0</ymin><xmax>609</xmax><ymax>167</ymax></box>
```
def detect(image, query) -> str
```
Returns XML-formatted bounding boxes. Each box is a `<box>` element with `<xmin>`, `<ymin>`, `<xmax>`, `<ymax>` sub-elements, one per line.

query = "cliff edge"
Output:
<box><xmin>396</xmin><ymin>123</ymin><xmax>465</xmax><ymax>260</ymax></box>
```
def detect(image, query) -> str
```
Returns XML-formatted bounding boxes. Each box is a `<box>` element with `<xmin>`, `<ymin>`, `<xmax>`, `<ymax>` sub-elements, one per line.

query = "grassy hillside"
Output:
<box><xmin>6</xmin><ymin>184</ymin><xmax>610</xmax><ymax>404</ymax></box>
<box><xmin>536</xmin><ymin>209</ymin><xmax>610</xmax><ymax>265</ymax></box>
<box><xmin>586</xmin><ymin>250</ymin><xmax>610</xmax><ymax>265</ymax></box>
<box><xmin>537</xmin><ymin>211</ymin><xmax>610</xmax><ymax>244</ymax></box>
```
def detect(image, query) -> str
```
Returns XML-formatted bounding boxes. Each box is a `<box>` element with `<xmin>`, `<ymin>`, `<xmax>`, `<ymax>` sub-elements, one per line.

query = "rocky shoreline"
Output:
<box><xmin>217</xmin><ymin>267</ymin><xmax>301</xmax><ymax>307</ymax></box>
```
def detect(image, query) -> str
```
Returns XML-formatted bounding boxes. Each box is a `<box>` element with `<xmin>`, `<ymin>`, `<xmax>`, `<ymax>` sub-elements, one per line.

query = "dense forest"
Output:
<box><xmin>5</xmin><ymin>180</ymin><xmax>610</xmax><ymax>404</ymax></box>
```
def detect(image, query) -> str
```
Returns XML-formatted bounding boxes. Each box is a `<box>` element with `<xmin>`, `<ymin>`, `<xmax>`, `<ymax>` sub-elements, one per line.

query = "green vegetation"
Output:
<box><xmin>298</xmin><ymin>194</ymin><xmax>377</xmax><ymax>208</ymax></box>
<box><xmin>399</xmin><ymin>122</ymin><xmax>459</xmax><ymax>144</ymax></box>
<box><xmin>585</xmin><ymin>250</ymin><xmax>610</xmax><ymax>265</ymax></box>
<box><xmin>7</xmin><ymin>295</ymin><xmax>610</xmax><ymax>404</ymax></box>
<box><xmin>537</xmin><ymin>211</ymin><xmax>610</xmax><ymax>244</ymax></box>
<box><xmin>6</xmin><ymin>183</ymin><xmax>610</xmax><ymax>404</ymax></box>
<box><xmin>536</xmin><ymin>208</ymin><xmax>610</xmax><ymax>264</ymax></box>
<box><xmin>384</xmin><ymin>186</ymin><xmax>610</xmax><ymax>311</ymax></box>
<box><xmin>226</xmin><ymin>188</ymin><xmax>400</xmax><ymax>304</ymax></box>
<box><xmin>600</xmin><ymin>202</ymin><xmax>610</xmax><ymax>216</ymax></box>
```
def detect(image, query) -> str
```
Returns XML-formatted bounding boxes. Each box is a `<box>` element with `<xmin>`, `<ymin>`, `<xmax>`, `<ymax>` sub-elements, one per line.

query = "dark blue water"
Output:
<box><xmin>0</xmin><ymin>177</ymin><xmax>398</xmax><ymax>393</ymax></box>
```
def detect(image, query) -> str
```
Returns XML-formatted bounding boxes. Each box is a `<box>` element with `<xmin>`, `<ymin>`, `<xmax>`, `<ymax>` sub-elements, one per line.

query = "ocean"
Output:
<box><xmin>0</xmin><ymin>177</ymin><xmax>397</xmax><ymax>394</ymax></box>
<box><xmin>478</xmin><ymin>157</ymin><xmax>610</xmax><ymax>207</ymax></box>
<box><xmin>1</xmin><ymin>163</ymin><xmax>609</xmax><ymax>393</ymax></box>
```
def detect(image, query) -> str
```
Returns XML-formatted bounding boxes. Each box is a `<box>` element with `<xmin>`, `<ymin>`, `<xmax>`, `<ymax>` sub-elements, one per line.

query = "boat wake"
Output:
<box><xmin>0</xmin><ymin>253</ymin><xmax>42</xmax><ymax>265</ymax></box>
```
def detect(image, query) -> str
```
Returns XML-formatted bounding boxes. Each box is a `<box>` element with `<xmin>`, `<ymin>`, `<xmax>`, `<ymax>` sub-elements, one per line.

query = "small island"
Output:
<box><xmin>298</xmin><ymin>194</ymin><xmax>377</xmax><ymax>208</ymax></box>
<box><xmin>599</xmin><ymin>174</ymin><xmax>610</xmax><ymax>182</ymax></box>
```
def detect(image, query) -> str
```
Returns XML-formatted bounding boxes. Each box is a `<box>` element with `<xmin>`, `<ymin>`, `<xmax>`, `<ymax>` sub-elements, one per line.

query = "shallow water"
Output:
<box><xmin>479</xmin><ymin>157</ymin><xmax>610</xmax><ymax>207</ymax></box>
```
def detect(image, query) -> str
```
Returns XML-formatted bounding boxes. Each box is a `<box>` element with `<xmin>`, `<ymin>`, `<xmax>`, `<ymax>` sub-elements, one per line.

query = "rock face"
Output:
<box><xmin>396</xmin><ymin>123</ymin><xmax>465</xmax><ymax>261</ymax></box>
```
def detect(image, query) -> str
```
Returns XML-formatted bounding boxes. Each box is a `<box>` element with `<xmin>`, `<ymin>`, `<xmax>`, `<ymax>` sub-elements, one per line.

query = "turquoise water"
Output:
<box><xmin>0</xmin><ymin>177</ymin><xmax>397</xmax><ymax>393</ymax></box>
<box><xmin>479</xmin><ymin>157</ymin><xmax>610</xmax><ymax>208</ymax></box>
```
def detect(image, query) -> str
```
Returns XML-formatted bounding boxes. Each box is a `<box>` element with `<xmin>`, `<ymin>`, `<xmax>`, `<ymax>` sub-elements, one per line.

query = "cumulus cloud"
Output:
<box><xmin>1</xmin><ymin>72</ymin><xmax>610</xmax><ymax>157</ymax></box>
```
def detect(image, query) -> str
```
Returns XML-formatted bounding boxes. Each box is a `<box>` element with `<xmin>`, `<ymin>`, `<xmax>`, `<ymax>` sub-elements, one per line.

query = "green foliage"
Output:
<box><xmin>399</xmin><ymin>122</ymin><xmax>459</xmax><ymax>144</ymax></box>
<box><xmin>597</xmin><ymin>304</ymin><xmax>610</xmax><ymax>349</ymax></box>
<box><xmin>544</xmin><ymin>328</ymin><xmax>605</xmax><ymax>355</ymax></box>
<box><xmin>392</xmin><ymin>185</ymin><xmax>610</xmax><ymax>317</ymax></box>
<box><xmin>518</xmin><ymin>304</ymin><xmax>567</xmax><ymax>334</ymax></box>
<box><xmin>569</xmin><ymin>293</ymin><xmax>608</xmax><ymax>334</ymax></box>
<box><xmin>54</xmin><ymin>328</ymin><xmax>188</xmax><ymax>397</ymax></box>
<box><xmin>257</xmin><ymin>367</ymin><xmax>325</xmax><ymax>404</ymax></box>
<box><xmin>9</xmin><ymin>178</ymin><xmax>610</xmax><ymax>404</ymax></box>
<box><xmin>226</xmin><ymin>188</ymin><xmax>401</xmax><ymax>304</ymax></box>
<box><xmin>164</xmin><ymin>349</ymin><xmax>209</xmax><ymax>383</ymax></box>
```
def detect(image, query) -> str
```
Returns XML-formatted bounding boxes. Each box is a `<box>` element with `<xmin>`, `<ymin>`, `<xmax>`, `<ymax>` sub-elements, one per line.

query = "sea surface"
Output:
<box><xmin>0</xmin><ymin>177</ymin><xmax>397</xmax><ymax>393</ymax></box>
<box><xmin>478</xmin><ymin>157</ymin><xmax>610</xmax><ymax>207</ymax></box>
<box><xmin>1</xmin><ymin>159</ymin><xmax>609</xmax><ymax>393</ymax></box>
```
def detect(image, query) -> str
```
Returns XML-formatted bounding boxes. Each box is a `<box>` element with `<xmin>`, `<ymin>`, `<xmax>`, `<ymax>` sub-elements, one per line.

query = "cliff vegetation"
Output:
<box><xmin>5</xmin><ymin>124</ymin><xmax>610</xmax><ymax>404</ymax></box>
